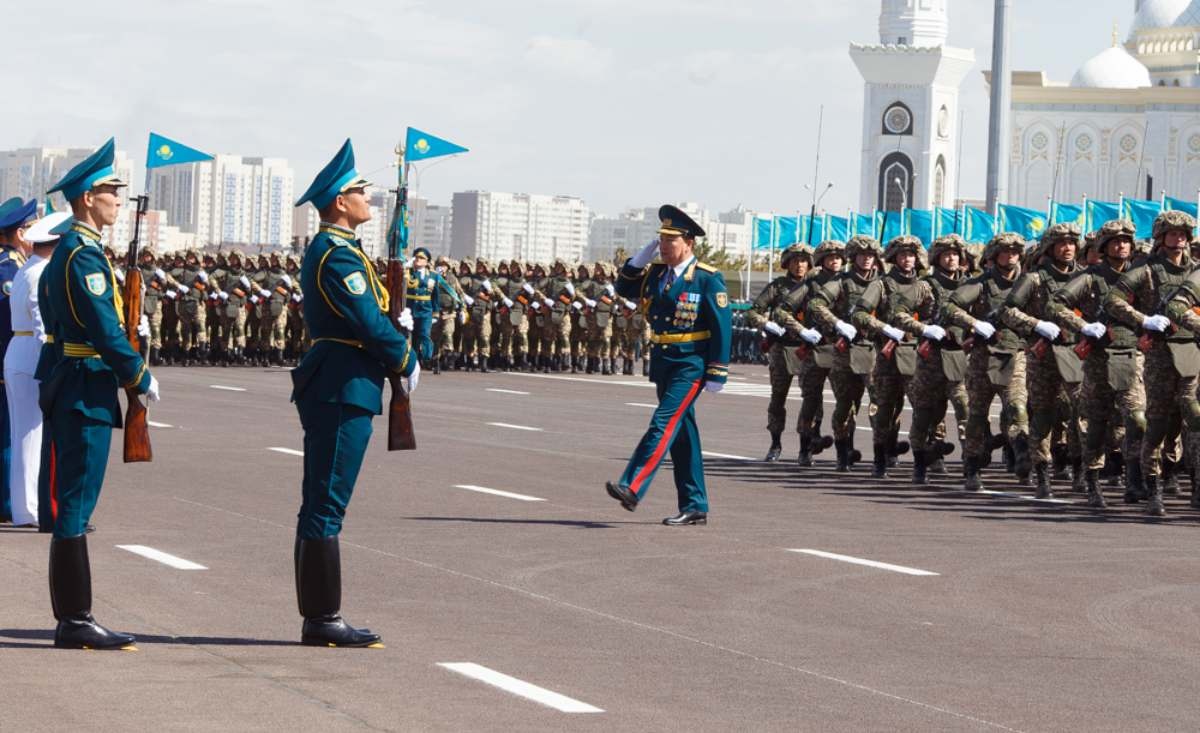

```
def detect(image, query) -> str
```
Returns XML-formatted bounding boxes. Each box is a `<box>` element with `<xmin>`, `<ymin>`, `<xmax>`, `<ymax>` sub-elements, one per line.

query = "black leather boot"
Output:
<box><xmin>149</xmin><ymin>346</ymin><xmax>160</xmax><ymax>366</ymax></box>
<box><xmin>1161</xmin><ymin>459</ymin><xmax>1179</xmax><ymax>496</ymax></box>
<box><xmin>295</xmin><ymin>536</ymin><xmax>382</xmax><ymax>648</ymax></box>
<box><xmin>797</xmin><ymin>434</ymin><xmax>813</xmax><ymax>467</ymax></box>
<box><xmin>1145</xmin><ymin>475</ymin><xmax>1166</xmax><ymax>517</ymax></box>
<box><xmin>1034</xmin><ymin>461</ymin><xmax>1052</xmax><ymax>499</ymax></box>
<box><xmin>963</xmin><ymin>456</ymin><xmax>983</xmax><ymax>491</ymax></box>
<box><xmin>911</xmin><ymin>449</ymin><xmax>928</xmax><ymax>485</ymax></box>
<box><xmin>872</xmin><ymin>443</ymin><xmax>889</xmax><ymax>479</ymax></box>
<box><xmin>1070</xmin><ymin>457</ymin><xmax>1085</xmax><ymax>493</ymax></box>
<box><xmin>835</xmin><ymin>439</ymin><xmax>852</xmax><ymax>473</ymax></box>
<box><xmin>50</xmin><ymin>535</ymin><xmax>136</xmax><ymax>650</ymax></box>
<box><xmin>1085</xmin><ymin>469</ymin><xmax>1106</xmax><ymax>508</ymax></box>
<box><xmin>432</xmin><ymin>356</ymin><xmax>441</xmax><ymax>375</ymax></box>
<box><xmin>765</xmin><ymin>431</ymin><xmax>782</xmax><ymax>462</ymax></box>
<box><xmin>1012</xmin><ymin>435</ymin><xmax>1032</xmax><ymax>486</ymax></box>
<box><xmin>623</xmin><ymin>359</ymin><xmax>634</xmax><ymax>376</ymax></box>
<box><xmin>478</xmin><ymin>354</ymin><xmax>490</xmax><ymax>373</ymax></box>
<box><xmin>1124</xmin><ymin>459</ymin><xmax>1144</xmax><ymax>504</ymax></box>
<box><xmin>1051</xmin><ymin>444</ymin><xmax>1070</xmax><ymax>481</ymax></box>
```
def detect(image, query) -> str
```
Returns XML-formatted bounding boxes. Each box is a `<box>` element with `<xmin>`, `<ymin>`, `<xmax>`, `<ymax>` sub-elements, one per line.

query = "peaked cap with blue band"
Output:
<box><xmin>0</xmin><ymin>197</ymin><xmax>38</xmax><ymax>231</ymax></box>
<box><xmin>46</xmin><ymin>137</ymin><xmax>127</xmax><ymax>201</ymax></box>
<box><xmin>295</xmin><ymin>139</ymin><xmax>372</xmax><ymax>210</ymax></box>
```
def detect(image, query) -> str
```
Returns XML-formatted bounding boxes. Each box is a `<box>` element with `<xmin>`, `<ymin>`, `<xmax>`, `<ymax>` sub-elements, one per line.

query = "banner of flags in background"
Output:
<box><xmin>752</xmin><ymin>196</ymin><xmax>1200</xmax><ymax>251</ymax></box>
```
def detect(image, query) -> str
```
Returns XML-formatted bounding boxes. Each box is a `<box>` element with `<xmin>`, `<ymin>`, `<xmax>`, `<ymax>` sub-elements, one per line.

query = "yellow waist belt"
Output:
<box><xmin>649</xmin><ymin>330</ymin><xmax>711</xmax><ymax>345</ymax></box>
<box><xmin>63</xmin><ymin>342</ymin><xmax>100</xmax><ymax>358</ymax></box>
<box><xmin>313</xmin><ymin>337</ymin><xmax>364</xmax><ymax>349</ymax></box>
<box><xmin>407</xmin><ymin>294</ymin><xmax>432</xmax><ymax>301</ymax></box>
<box><xmin>12</xmin><ymin>331</ymin><xmax>33</xmax><ymax>337</ymax></box>
<box><xmin>45</xmin><ymin>335</ymin><xmax>55</xmax><ymax>344</ymax></box>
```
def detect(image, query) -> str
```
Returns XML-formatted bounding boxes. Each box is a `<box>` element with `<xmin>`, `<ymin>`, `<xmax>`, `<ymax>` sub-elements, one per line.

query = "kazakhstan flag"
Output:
<box><xmin>906</xmin><ymin>209</ymin><xmax>933</xmax><ymax>246</ymax></box>
<box><xmin>1085</xmin><ymin>200</ymin><xmax>1120</xmax><ymax>232</ymax></box>
<box><xmin>775</xmin><ymin>216</ymin><xmax>801</xmax><ymax>245</ymax></box>
<box><xmin>852</xmin><ymin>213</ymin><xmax>875</xmax><ymax>237</ymax></box>
<box><xmin>998</xmin><ymin>204</ymin><xmax>1047</xmax><ymax>240</ymax></box>
<box><xmin>1165</xmin><ymin>196</ymin><xmax>1198</xmax><ymax>217</ymax></box>
<box><xmin>1122</xmin><ymin>198</ymin><xmax>1162</xmax><ymax>239</ymax></box>
<box><xmin>754</xmin><ymin>217</ymin><xmax>774</xmax><ymax>251</ymax></box>
<box><xmin>146</xmin><ymin>132</ymin><xmax>213</xmax><ymax>169</ymax></box>
<box><xmin>405</xmin><ymin>127</ymin><xmax>469</xmax><ymax>162</ymax></box>
<box><xmin>876</xmin><ymin>211</ymin><xmax>904</xmax><ymax>242</ymax></box>
<box><xmin>934</xmin><ymin>207</ymin><xmax>961</xmax><ymax>238</ymax></box>
<box><xmin>826</xmin><ymin>215</ymin><xmax>849</xmax><ymax>242</ymax></box>
<box><xmin>1049</xmin><ymin>202</ymin><xmax>1084</xmax><ymax>227</ymax></box>
<box><xmin>964</xmin><ymin>207</ymin><xmax>996</xmax><ymax>244</ymax></box>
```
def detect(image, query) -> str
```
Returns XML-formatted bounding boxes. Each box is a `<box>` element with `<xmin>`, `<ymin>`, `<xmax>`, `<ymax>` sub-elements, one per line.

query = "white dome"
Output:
<box><xmin>1070</xmin><ymin>46</ymin><xmax>1153</xmax><ymax>88</ymax></box>
<box><xmin>1131</xmin><ymin>0</ymin><xmax>1200</xmax><ymax>33</ymax></box>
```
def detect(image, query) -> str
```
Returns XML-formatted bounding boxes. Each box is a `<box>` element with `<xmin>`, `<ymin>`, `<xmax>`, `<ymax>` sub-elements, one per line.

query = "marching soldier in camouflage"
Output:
<box><xmin>999</xmin><ymin>223</ymin><xmax>1084</xmax><ymax>499</ymax></box>
<box><xmin>538</xmin><ymin>259</ymin><xmax>576</xmax><ymax>372</ymax></box>
<box><xmin>567</xmin><ymin>263</ymin><xmax>591</xmax><ymax>373</ymax></box>
<box><xmin>176</xmin><ymin>249</ymin><xmax>212</xmax><ymax>366</ymax></box>
<box><xmin>1104</xmin><ymin>209</ymin><xmax>1197</xmax><ymax>517</ymax></box>
<box><xmin>220</xmin><ymin>250</ymin><xmax>254</xmax><ymax>365</ymax></box>
<box><xmin>746</xmin><ymin>243</ymin><xmax>814</xmax><ymax>461</ymax></box>
<box><xmin>1047</xmin><ymin>219</ymin><xmax>1143</xmax><ymax>508</ymax></box>
<box><xmin>806</xmin><ymin>235</ymin><xmax>883</xmax><ymax>471</ymax></box>
<box><xmin>852</xmin><ymin>235</ymin><xmax>935</xmax><ymax>478</ymax></box>
<box><xmin>496</xmin><ymin>259</ymin><xmax>533</xmax><ymax>370</ymax></box>
<box><xmin>613</xmin><ymin>291</ymin><xmax>645</xmax><ymax>376</ymax></box>
<box><xmin>430</xmin><ymin>256</ymin><xmax>461</xmax><ymax>372</ymax></box>
<box><xmin>206</xmin><ymin>252</ymin><xmax>227</xmax><ymax>361</ymax></box>
<box><xmin>943</xmin><ymin>233</ymin><xmax>1030</xmax><ymax>491</ymax></box>
<box><xmin>263</xmin><ymin>252</ymin><xmax>295</xmax><ymax>365</ymax></box>
<box><xmin>138</xmin><ymin>246</ymin><xmax>181</xmax><ymax>366</ymax></box>
<box><xmin>460</xmin><ymin>258</ymin><xmax>496</xmax><ymax>372</ymax></box>
<box><xmin>581</xmin><ymin>262</ymin><xmax>618</xmax><ymax>375</ymax></box>
<box><xmin>524</xmin><ymin>262</ymin><xmax>546</xmax><ymax>371</ymax></box>
<box><xmin>285</xmin><ymin>254</ymin><xmax>306</xmax><ymax>362</ymax></box>
<box><xmin>163</xmin><ymin>251</ymin><xmax>185</xmax><ymax>363</ymax></box>
<box><xmin>897</xmin><ymin>234</ymin><xmax>969</xmax><ymax>484</ymax></box>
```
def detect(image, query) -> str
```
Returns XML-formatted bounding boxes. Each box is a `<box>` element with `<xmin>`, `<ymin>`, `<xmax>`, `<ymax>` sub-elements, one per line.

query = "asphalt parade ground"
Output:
<box><xmin>3</xmin><ymin>364</ymin><xmax>1200</xmax><ymax>732</ymax></box>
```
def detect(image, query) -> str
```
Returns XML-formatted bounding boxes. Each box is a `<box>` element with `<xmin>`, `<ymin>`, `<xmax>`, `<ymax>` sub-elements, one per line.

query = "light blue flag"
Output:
<box><xmin>1085</xmin><ymin>200</ymin><xmax>1121</xmax><ymax>232</ymax></box>
<box><xmin>1165</xmin><ymin>196</ymin><xmax>1198</xmax><ymax>217</ymax></box>
<box><xmin>754</xmin><ymin>217</ymin><xmax>774</xmax><ymax>251</ymax></box>
<box><xmin>1050</xmin><ymin>202</ymin><xmax>1085</xmax><ymax>227</ymax></box>
<box><xmin>826</xmin><ymin>215</ymin><xmax>849</xmax><ymax>242</ymax></box>
<box><xmin>804</xmin><ymin>215</ymin><xmax>826</xmax><ymax>244</ymax></box>
<box><xmin>876</xmin><ymin>211</ymin><xmax>904</xmax><ymax>242</ymax></box>
<box><xmin>852</xmin><ymin>213</ymin><xmax>874</xmax><ymax>237</ymax></box>
<box><xmin>964</xmin><ymin>207</ymin><xmax>996</xmax><ymax>244</ymax></box>
<box><xmin>906</xmin><ymin>209</ymin><xmax>934</xmax><ymax>247</ymax></box>
<box><xmin>934</xmin><ymin>208</ymin><xmax>961</xmax><ymax>238</ymax></box>
<box><xmin>1122</xmin><ymin>198</ymin><xmax>1162</xmax><ymax>239</ymax></box>
<box><xmin>774</xmin><ymin>216</ymin><xmax>801</xmax><ymax>245</ymax></box>
<box><xmin>998</xmin><ymin>204</ymin><xmax>1048</xmax><ymax>240</ymax></box>
<box><xmin>146</xmin><ymin>132</ymin><xmax>213</xmax><ymax>169</ymax></box>
<box><xmin>405</xmin><ymin>127</ymin><xmax>469</xmax><ymax>162</ymax></box>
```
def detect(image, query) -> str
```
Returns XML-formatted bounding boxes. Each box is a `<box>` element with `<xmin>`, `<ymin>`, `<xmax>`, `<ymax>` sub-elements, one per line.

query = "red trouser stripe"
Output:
<box><xmin>50</xmin><ymin>442</ymin><xmax>58</xmax><ymax>518</ymax></box>
<box><xmin>630</xmin><ymin>378</ymin><xmax>704</xmax><ymax>495</ymax></box>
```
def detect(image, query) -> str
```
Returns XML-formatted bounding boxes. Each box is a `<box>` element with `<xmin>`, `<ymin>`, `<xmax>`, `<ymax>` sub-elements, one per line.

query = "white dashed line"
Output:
<box><xmin>788</xmin><ymin>549</ymin><xmax>939</xmax><ymax>576</ymax></box>
<box><xmin>702</xmin><ymin>451</ymin><xmax>755</xmax><ymax>461</ymax></box>
<box><xmin>978</xmin><ymin>490</ymin><xmax>1071</xmax><ymax>505</ymax></box>
<box><xmin>267</xmin><ymin>447</ymin><xmax>304</xmax><ymax>457</ymax></box>
<box><xmin>148</xmin><ymin>421</ymin><xmax>173</xmax><ymax>428</ymax></box>
<box><xmin>453</xmin><ymin>485</ymin><xmax>545</xmax><ymax>502</ymax></box>
<box><xmin>486</xmin><ymin>422</ymin><xmax>543</xmax><ymax>432</ymax></box>
<box><xmin>116</xmin><ymin>545</ymin><xmax>207</xmax><ymax>570</ymax></box>
<box><xmin>438</xmin><ymin>663</ymin><xmax>603</xmax><ymax>713</ymax></box>
<box><xmin>486</xmin><ymin>388</ymin><xmax>531</xmax><ymax>395</ymax></box>
<box><xmin>209</xmin><ymin>385</ymin><xmax>247</xmax><ymax>392</ymax></box>
<box><xmin>625</xmin><ymin>402</ymin><xmax>658</xmax><ymax>408</ymax></box>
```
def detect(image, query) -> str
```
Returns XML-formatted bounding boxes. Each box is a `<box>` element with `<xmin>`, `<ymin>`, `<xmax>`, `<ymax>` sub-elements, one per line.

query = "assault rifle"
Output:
<box><xmin>122</xmin><ymin>194</ymin><xmax>152</xmax><ymax>463</ymax></box>
<box><xmin>385</xmin><ymin>144</ymin><xmax>416</xmax><ymax>450</ymax></box>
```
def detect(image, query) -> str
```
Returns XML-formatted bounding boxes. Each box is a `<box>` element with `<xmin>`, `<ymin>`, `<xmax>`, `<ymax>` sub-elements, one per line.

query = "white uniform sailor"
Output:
<box><xmin>4</xmin><ymin>212</ymin><xmax>68</xmax><ymax>527</ymax></box>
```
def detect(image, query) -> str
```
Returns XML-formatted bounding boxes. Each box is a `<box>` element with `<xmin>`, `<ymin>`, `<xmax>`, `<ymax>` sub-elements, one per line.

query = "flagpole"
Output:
<box><xmin>767</xmin><ymin>214</ymin><xmax>776</xmax><ymax>283</ymax></box>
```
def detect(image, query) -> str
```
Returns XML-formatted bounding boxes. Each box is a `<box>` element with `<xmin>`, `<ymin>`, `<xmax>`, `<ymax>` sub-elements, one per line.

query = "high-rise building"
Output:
<box><xmin>451</xmin><ymin>191</ymin><xmax>589</xmax><ymax>263</ymax></box>
<box><xmin>0</xmin><ymin>146</ymin><xmax>135</xmax><ymax>213</ymax></box>
<box><xmin>410</xmin><ymin>197</ymin><xmax>452</xmax><ymax>256</ymax></box>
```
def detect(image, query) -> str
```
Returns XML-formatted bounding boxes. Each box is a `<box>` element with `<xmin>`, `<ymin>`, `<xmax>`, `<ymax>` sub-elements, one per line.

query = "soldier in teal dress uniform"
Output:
<box><xmin>406</xmin><ymin>246</ymin><xmax>459</xmax><ymax>363</ymax></box>
<box><xmin>0</xmin><ymin>197</ymin><xmax>35</xmax><ymax>524</ymax></box>
<box><xmin>42</xmin><ymin>138</ymin><xmax>161</xmax><ymax>649</ymax></box>
<box><xmin>290</xmin><ymin>140</ymin><xmax>417</xmax><ymax>647</ymax></box>
<box><xmin>606</xmin><ymin>206</ymin><xmax>732</xmax><ymax>526</ymax></box>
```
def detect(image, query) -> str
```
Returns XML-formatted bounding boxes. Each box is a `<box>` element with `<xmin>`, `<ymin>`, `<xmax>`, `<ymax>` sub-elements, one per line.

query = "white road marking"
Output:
<box><xmin>856</xmin><ymin>426</ymin><xmax>910</xmax><ymax>437</ymax></box>
<box><xmin>209</xmin><ymin>384</ymin><xmax>246</xmax><ymax>392</ymax></box>
<box><xmin>978</xmin><ymin>490</ymin><xmax>1071</xmax><ymax>505</ymax></box>
<box><xmin>788</xmin><ymin>549</ymin><xmax>939</xmax><ymax>577</ymax></box>
<box><xmin>148</xmin><ymin>421</ymin><xmax>173</xmax><ymax>428</ymax></box>
<box><xmin>437</xmin><ymin>663</ymin><xmax>603</xmax><ymax>714</ymax></box>
<box><xmin>453</xmin><ymin>484</ymin><xmax>545</xmax><ymax>502</ymax></box>
<box><xmin>116</xmin><ymin>545</ymin><xmax>207</xmax><ymax>570</ymax></box>
<box><xmin>486</xmin><ymin>388</ymin><xmax>531</xmax><ymax>395</ymax></box>
<box><xmin>268</xmin><ymin>447</ymin><xmax>304</xmax><ymax>457</ymax></box>
<box><xmin>625</xmin><ymin>402</ymin><xmax>658</xmax><ymax>408</ymax></box>
<box><xmin>702</xmin><ymin>451</ymin><xmax>755</xmax><ymax>461</ymax></box>
<box><xmin>486</xmin><ymin>422</ymin><xmax>543</xmax><ymax>432</ymax></box>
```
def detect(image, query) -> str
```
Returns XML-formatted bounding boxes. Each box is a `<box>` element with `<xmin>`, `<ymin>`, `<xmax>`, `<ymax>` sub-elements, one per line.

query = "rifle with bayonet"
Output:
<box><xmin>122</xmin><ymin>194</ymin><xmax>152</xmax><ymax>463</ymax></box>
<box><xmin>385</xmin><ymin>144</ymin><xmax>416</xmax><ymax>451</ymax></box>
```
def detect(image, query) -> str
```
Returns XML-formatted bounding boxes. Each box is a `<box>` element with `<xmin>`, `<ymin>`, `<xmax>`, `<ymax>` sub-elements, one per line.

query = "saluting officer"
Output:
<box><xmin>605</xmin><ymin>206</ymin><xmax>732</xmax><ymax>526</ymax></box>
<box><xmin>42</xmin><ymin>139</ymin><xmax>161</xmax><ymax>649</ymax></box>
<box><xmin>406</xmin><ymin>247</ymin><xmax>458</xmax><ymax>366</ymax></box>
<box><xmin>291</xmin><ymin>140</ymin><xmax>417</xmax><ymax>647</ymax></box>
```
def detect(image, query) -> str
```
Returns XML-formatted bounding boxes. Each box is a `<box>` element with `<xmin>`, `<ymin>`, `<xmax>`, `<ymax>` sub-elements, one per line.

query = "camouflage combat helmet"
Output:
<box><xmin>1152</xmin><ymin>209</ymin><xmax>1197</xmax><ymax>247</ymax></box>
<box><xmin>928</xmin><ymin>234</ymin><xmax>966</xmax><ymax>269</ymax></box>
<box><xmin>882</xmin><ymin>235</ymin><xmax>926</xmax><ymax>267</ymax></box>
<box><xmin>551</xmin><ymin>257</ymin><xmax>569</xmax><ymax>274</ymax></box>
<box><xmin>509</xmin><ymin>259</ymin><xmax>522</xmax><ymax>272</ymax></box>
<box><xmin>779</xmin><ymin>243</ymin><xmax>815</xmax><ymax>268</ymax></box>
<box><xmin>1032</xmin><ymin>222</ymin><xmax>1081</xmax><ymax>262</ymax></box>
<box><xmin>1094</xmin><ymin>219</ymin><xmax>1136</xmax><ymax>255</ymax></box>
<box><xmin>286</xmin><ymin>254</ymin><xmax>301</xmax><ymax>269</ymax></box>
<box><xmin>1078</xmin><ymin>230</ymin><xmax>1100</xmax><ymax>261</ymax></box>
<box><xmin>475</xmin><ymin>257</ymin><xmax>491</xmax><ymax>272</ymax></box>
<box><xmin>184</xmin><ymin>248</ymin><xmax>200</xmax><ymax>260</ymax></box>
<box><xmin>982</xmin><ymin>232</ymin><xmax>1026</xmax><ymax>264</ymax></box>
<box><xmin>812</xmin><ymin>240</ymin><xmax>847</xmax><ymax>268</ymax></box>
<box><xmin>845</xmin><ymin>234</ymin><xmax>883</xmax><ymax>259</ymax></box>
<box><xmin>139</xmin><ymin>245</ymin><xmax>157</xmax><ymax>260</ymax></box>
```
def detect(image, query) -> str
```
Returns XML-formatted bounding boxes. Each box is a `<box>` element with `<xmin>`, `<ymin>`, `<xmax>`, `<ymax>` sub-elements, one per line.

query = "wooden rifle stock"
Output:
<box><xmin>386</xmin><ymin>258</ymin><xmax>416</xmax><ymax>451</ymax></box>
<box><xmin>122</xmin><ymin>194</ymin><xmax>152</xmax><ymax>463</ymax></box>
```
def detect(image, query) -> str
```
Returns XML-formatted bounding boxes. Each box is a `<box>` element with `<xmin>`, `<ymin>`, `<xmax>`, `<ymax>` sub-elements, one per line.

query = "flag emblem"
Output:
<box><xmin>343</xmin><ymin>272</ymin><xmax>367</xmax><ymax>295</ymax></box>
<box><xmin>1032</xmin><ymin>217</ymin><xmax>1045</xmax><ymax>233</ymax></box>
<box><xmin>85</xmin><ymin>272</ymin><xmax>107</xmax><ymax>296</ymax></box>
<box><xmin>156</xmin><ymin>144</ymin><xmax>174</xmax><ymax>162</ymax></box>
<box><xmin>414</xmin><ymin>138</ymin><xmax>431</xmax><ymax>155</ymax></box>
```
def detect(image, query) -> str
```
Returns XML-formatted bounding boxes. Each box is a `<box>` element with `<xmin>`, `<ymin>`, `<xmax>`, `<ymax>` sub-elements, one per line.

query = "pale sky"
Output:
<box><xmin>10</xmin><ymin>0</ymin><xmax>1132</xmax><ymax>215</ymax></box>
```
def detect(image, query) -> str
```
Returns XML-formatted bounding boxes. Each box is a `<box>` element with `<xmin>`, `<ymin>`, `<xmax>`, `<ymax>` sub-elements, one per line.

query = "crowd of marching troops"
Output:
<box><xmin>103</xmin><ymin>245</ymin><xmax>654</xmax><ymax>376</ymax></box>
<box><xmin>747</xmin><ymin>209</ymin><xmax>1200</xmax><ymax>518</ymax></box>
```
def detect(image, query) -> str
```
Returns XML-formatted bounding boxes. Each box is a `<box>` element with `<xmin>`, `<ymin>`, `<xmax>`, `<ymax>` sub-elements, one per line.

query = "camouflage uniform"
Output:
<box><xmin>943</xmin><ymin>234</ymin><xmax>1031</xmax><ymax>490</ymax></box>
<box><xmin>221</xmin><ymin>250</ymin><xmax>253</xmax><ymax>364</ymax></box>
<box><xmin>998</xmin><ymin>224</ymin><xmax>1084</xmax><ymax>497</ymax></box>
<box><xmin>582</xmin><ymin>262</ymin><xmax>618</xmax><ymax>374</ymax></box>
<box><xmin>284</xmin><ymin>255</ymin><xmax>307</xmax><ymax>361</ymax></box>
<box><xmin>431</xmin><ymin>258</ymin><xmax>462</xmax><ymax>370</ymax></box>
<box><xmin>537</xmin><ymin>260</ymin><xmax>576</xmax><ymax>372</ymax></box>
<box><xmin>138</xmin><ymin>247</ymin><xmax>179</xmax><ymax>364</ymax></box>
<box><xmin>524</xmin><ymin>263</ymin><xmax>546</xmax><ymax>370</ymax></box>
<box><xmin>1047</xmin><ymin>220</ymin><xmax>1143</xmax><ymax>507</ymax></box>
<box><xmin>496</xmin><ymin>259</ymin><xmax>533</xmax><ymax>370</ymax></box>
<box><xmin>568</xmin><ymin>264</ymin><xmax>592</xmax><ymax>372</ymax></box>
<box><xmin>263</xmin><ymin>253</ymin><xmax>295</xmax><ymax>365</ymax></box>
<box><xmin>613</xmin><ymin>295</ymin><xmax>645</xmax><ymax>375</ymax></box>
<box><xmin>806</xmin><ymin>235</ymin><xmax>883</xmax><ymax>471</ymax></box>
<box><xmin>176</xmin><ymin>249</ymin><xmax>211</xmax><ymax>364</ymax></box>
<box><xmin>460</xmin><ymin>258</ymin><xmax>496</xmax><ymax>371</ymax></box>
<box><xmin>163</xmin><ymin>253</ymin><xmax>185</xmax><ymax>362</ymax></box>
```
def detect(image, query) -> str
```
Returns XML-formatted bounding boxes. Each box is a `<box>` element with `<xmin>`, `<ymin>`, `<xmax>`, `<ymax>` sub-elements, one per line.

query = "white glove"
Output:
<box><xmin>604</xmin><ymin>283</ymin><xmax>615</xmax><ymax>297</ymax></box>
<box><xmin>565</xmin><ymin>282</ymin><xmax>576</xmax><ymax>296</ymax></box>
<box><xmin>1080</xmin><ymin>322</ymin><xmax>1106</xmax><ymax>339</ymax></box>
<box><xmin>585</xmin><ymin>298</ymin><xmax>597</xmax><ymax>308</ymax></box>
<box><xmin>763</xmin><ymin>321</ymin><xmax>786</xmax><ymax>337</ymax></box>
<box><xmin>397</xmin><ymin>307</ymin><xmax>413</xmax><ymax>331</ymax></box>
<box><xmin>543</xmin><ymin>298</ymin><xmax>554</xmax><ymax>308</ymax></box>
<box><xmin>115</xmin><ymin>269</ymin><xmax>125</xmax><ymax>285</ymax></box>
<box><xmin>239</xmin><ymin>275</ymin><xmax>251</xmax><ymax>289</ymax></box>
<box><xmin>1143</xmin><ymin>314</ymin><xmax>1170</xmax><ymax>333</ymax></box>
<box><xmin>164</xmin><ymin>289</ymin><xmax>177</xmax><ymax>300</ymax></box>
<box><xmin>704</xmin><ymin>380</ymin><xmax>724</xmax><ymax>393</ymax></box>
<box><xmin>197</xmin><ymin>270</ymin><xmax>209</xmax><ymax>283</ymax></box>
<box><xmin>571</xmin><ymin>301</ymin><xmax>583</xmax><ymax>311</ymax></box>
<box><xmin>403</xmin><ymin>257</ymin><xmax>414</xmax><ymax>268</ymax></box>
<box><xmin>972</xmin><ymin>320</ymin><xmax>997</xmax><ymax>340</ymax></box>
<box><xmin>176</xmin><ymin>286</ymin><xmax>189</xmax><ymax>296</ymax></box>
<box><xmin>882</xmin><ymin>325</ymin><xmax>905</xmax><ymax>342</ymax></box>
<box><xmin>207</xmin><ymin>291</ymin><xmax>219</xmax><ymax>301</ymax></box>
<box><xmin>219</xmin><ymin>292</ymin><xmax>229</xmax><ymax>301</ymax></box>
<box><xmin>457</xmin><ymin>310</ymin><xmax>466</xmax><ymax>323</ymax></box>
<box><xmin>282</xmin><ymin>274</ymin><xmax>293</xmax><ymax>287</ymax></box>
<box><xmin>800</xmin><ymin>327</ymin><xmax>822</xmax><ymax>345</ymax></box>
<box><xmin>834</xmin><ymin>320</ymin><xmax>857</xmax><ymax>340</ymax></box>
<box><xmin>481</xmin><ymin>279</ymin><xmax>493</xmax><ymax>292</ymax></box>
<box><xmin>922</xmin><ymin>325</ymin><xmax>946</xmax><ymax>342</ymax></box>
<box><xmin>629</xmin><ymin>239</ymin><xmax>660</xmax><ymax>269</ymax></box>
<box><xmin>530</xmin><ymin>301</ymin><xmax>541</xmax><ymax>311</ymax></box>
<box><xmin>463</xmin><ymin>293</ymin><xmax>475</xmax><ymax>306</ymax></box>
<box><xmin>137</xmin><ymin>315</ymin><xmax>150</xmax><ymax>338</ymax></box>
<box><xmin>522</xmin><ymin>282</ymin><xmax>534</xmax><ymax>295</ymax></box>
<box><xmin>258</xmin><ymin>289</ymin><xmax>271</xmax><ymax>299</ymax></box>
<box><xmin>154</xmin><ymin>268</ymin><xmax>166</xmax><ymax>281</ymax></box>
<box><xmin>250</xmin><ymin>295</ymin><xmax>259</xmax><ymax>305</ymax></box>
<box><xmin>146</xmin><ymin>375</ymin><xmax>161</xmax><ymax>403</ymax></box>
<box><xmin>1033</xmin><ymin>321</ymin><xmax>1060</xmax><ymax>341</ymax></box>
<box><xmin>503</xmin><ymin>297</ymin><xmax>514</xmax><ymax>308</ymax></box>
<box><xmin>291</xmin><ymin>293</ymin><xmax>302</xmax><ymax>303</ymax></box>
<box><xmin>402</xmin><ymin>361</ymin><xmax>420</xmax><ymax>394</ymax></box>
<box><xmin>624</xmin><ymin>299</ymin><xmax>637</xmax><ymax>310</ymax></box>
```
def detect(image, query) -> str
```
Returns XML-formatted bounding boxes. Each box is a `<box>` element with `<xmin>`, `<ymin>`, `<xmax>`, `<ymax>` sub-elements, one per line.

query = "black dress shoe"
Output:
<box><xmin>55</xmin><ymin>615</ymin><xmax>137</xmax><ymax>650</ymax></box>
<box><xmin>301</xmin><ymin>615</ymin><xmax>383</xmax><ymax>648</ymax></box>
<box><xmin>605</xmin><ymin>481</ymin><xmax>638</xmax><ymax>512</ymax></box>
<box><xmin>663</xmin><ymin>511</ymin><xmax>707</xmax><ymax>526</ymax></box>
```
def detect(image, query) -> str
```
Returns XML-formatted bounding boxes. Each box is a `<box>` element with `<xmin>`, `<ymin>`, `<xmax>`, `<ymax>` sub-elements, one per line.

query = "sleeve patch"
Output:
<box><xmin>715</xmin><ymin>292</ymin><xmax>729</xmax><ymax>308</ymax></box>
<box><xmin>85</xmin><ymin>272</ymin><xmax>107</xmax><ymax>296</ymax></box>
<box><xmin>343</xmin><ymin>271</ymin><xmax>367</xmax><ymax>295</ymax></box>
<box><xmin>2</xmin><ymin>281</ymin><xmax>10</xmax><ymax>296</ymax></box>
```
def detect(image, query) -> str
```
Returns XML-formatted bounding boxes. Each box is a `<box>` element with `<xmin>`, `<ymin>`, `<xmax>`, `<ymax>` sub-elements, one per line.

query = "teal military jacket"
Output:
<box><xmin>40</xmin><ymin>221</ymin><xmax>151</xmax><ymax>425</ymax></box>
<box><xmin>291</xmin><ymin>223</ymin><xmax>415</xmax><ymax>414</ymax></box>
<box><xmin>406</xmin><ymin>269</ymin><xmax>458</xmax><ymax>318</ymax></box>
<box><xmin>616</xmin><ymin>257</ymin><xmax>732</xmax><ymax>385</ymax></box>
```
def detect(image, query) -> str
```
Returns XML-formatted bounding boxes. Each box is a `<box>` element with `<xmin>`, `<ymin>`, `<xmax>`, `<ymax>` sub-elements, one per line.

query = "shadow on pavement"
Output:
<box><xmin>403</xmin><ymin>516</ymin><xmax>630</xmax><ymax>529</ymax></box>
<box><xmin>0</xmin><ymin>628</ymin><xmax>296</xmax><ymax>648</ymax></box>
